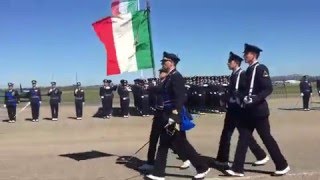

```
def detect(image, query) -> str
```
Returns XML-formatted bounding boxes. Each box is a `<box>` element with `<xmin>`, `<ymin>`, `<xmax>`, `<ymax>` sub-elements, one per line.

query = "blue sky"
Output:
<box><xmin>0</xmin><ymin>0</ymin><xmax>320</xmax><ymax>87</ymax></box>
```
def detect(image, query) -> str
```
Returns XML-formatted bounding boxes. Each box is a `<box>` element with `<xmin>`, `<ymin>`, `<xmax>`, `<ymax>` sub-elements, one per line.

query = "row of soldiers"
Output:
<box><xmin>1</xmin><ymin>77</ymin><xmax>231</xmax><ymax>123</ymax></box>
<box><xmin>3</xmin><ymin>81</ymin><xmax>72</xmax><ymax>123</ymax></box>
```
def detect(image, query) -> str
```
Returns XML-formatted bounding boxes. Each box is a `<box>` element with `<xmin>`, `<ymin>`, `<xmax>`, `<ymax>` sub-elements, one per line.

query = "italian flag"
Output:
<box><xmin>111</xmin><ymin>0</ymin><xmax>138</xmax><ymax>16</ymax></box>
<box><xmin>92</xmin><ymin>10</ymin><xmax>154</xmax><ymax>75</ymax></box>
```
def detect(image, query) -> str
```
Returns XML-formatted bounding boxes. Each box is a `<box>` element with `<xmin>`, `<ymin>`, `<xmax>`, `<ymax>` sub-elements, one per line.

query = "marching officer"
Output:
<box><xmin>4</xmin><ymin>83</ymin><xmax>20</xmax><ymax>123</ymax></box>
<box><xmin>74</xmin><ymin>82</ymin><xmax>85</xmax><ymax>120</ymax></box>
<box><xmin>216</xmin><ymin>52</ymin><xmax>267</xmax><ymax>167</ymax></box>
<box><xmin>139</xmin><ymin>68</ymin><xmax>168</xmax><ymax>171</ymax></box>
<box><xmin>48</xmin><ymin>82</ymin><xmax>62</xmax><ymax>121</ymax></box>
<box><xmin>28</xmin><ymin>80</ymin><xmax>42</xmax><ymax>122</ymax></box>
<box><xmin>146</xmin><ymin>52</ymin><xmax>210</xmax><ymax>180</ymax></box>
<box><xmin>100</xmin><ymin>79</ymin><xmax>117</xmax><ymax>119</ymax></box>
<box><xmin>300</xmin><ymin>75</ymin><xmax>312</xmax><ymax>111</ymax></box>
<box><xmin>117</xmin><ymin>79</ymin><xmax>131</xmax><ymax>118</ymax></box>
<box><xmin>226</xmin><ymin>44</ymin><xmax>290</xmax><ymax>177</ymax></box>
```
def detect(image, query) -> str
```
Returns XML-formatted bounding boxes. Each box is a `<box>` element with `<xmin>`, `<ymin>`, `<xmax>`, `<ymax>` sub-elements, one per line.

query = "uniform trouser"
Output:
<box><xmin>75</xmin><ymin>101</ymin><xmax>83</xmax><ymax>117</ymax></box>
<box><xmin>7</xmin><ymin>105</ymin><xmax>16</xmax><ymax>120</ymax></box>
<box><xmin>153</xmin><ymin>130</ymin><xmax>208</xmax><ymax>177</ymax></box>
<box><xmin>31</xmin><ymin>102</ymin><xmax>40</xmax><ymax>119</ymax></box>
<box><xmin>147</xmin><ymin>111</ymin><xmax>187</xmax><ymax>165</ymax></box>
<box><xmin>141</xmin><ymin>97</ymin><xmax>149</xmax><ymax>115</ymax></box>
<box><xmin>102</xmin><ymin>97</ymin><xmax>112</xmax><ymax>117</ymax></box>
<box><xmin>120</xmin><ymin>98</ymin><xmax>130</xmax><ymax>116</ymax></box>
<box><xmin>50</xmin><ymin>102</ymin><xmax>59</xmax><ymax>118</ymax></box>
<box><xmin>302</xmin><ymin>93</ymin><xmax>310</xmax><ymax>109</ymax></box>
<box><xmin>231</xmin><ymin>116</ymin><xmax>288</xmax><ymax>173</ymax></box>
<box><xmin>216</xmin><ymin>112</ymin><xmax>266</xmax><ymax>163</ymax></box>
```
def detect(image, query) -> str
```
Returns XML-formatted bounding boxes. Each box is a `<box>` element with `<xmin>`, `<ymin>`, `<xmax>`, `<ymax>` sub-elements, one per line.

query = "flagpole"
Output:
<box><xmin>138</xmin><ymin>0</ymin><xmax>144</xmax><ymax>78</ymax></box>
<box><xmin>146</xmin><ymin>0</ymin><xmax>157</xmax><ymax>78</ymax></box>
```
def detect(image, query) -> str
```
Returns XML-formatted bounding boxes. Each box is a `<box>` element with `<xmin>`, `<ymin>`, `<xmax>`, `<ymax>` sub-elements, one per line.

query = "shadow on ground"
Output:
<box><xmin>92</xmin><ymin>107</ymin><xmax>155</xmax><ymax>118</ymax></box>
<box><xmin>59</xmin><ymin>150</ymin><xmax>115</xmax><ymax>161</ymax></box>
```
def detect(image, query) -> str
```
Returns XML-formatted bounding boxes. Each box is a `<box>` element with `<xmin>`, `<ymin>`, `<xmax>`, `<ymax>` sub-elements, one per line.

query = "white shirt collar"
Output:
<box><xmin>249</xmin><ymin>60</ymin><xmax>259</xmax><ymax>67</ymax></box>
<box><xmin>233</xmin><ymin>67</ymin><xmax>241</xmax><ymax>74</ymax></box>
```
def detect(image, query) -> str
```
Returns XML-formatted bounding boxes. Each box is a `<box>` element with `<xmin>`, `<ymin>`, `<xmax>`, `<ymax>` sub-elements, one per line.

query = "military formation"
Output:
<box><xmin>141</xmin><ymin>44</ymin><xmax>291</xmax><ymax>180</ymax></box>
<box><xmin>1</xmin><ymin>44</ymin><xmax>293</xmax><ymax>179</ymax></box>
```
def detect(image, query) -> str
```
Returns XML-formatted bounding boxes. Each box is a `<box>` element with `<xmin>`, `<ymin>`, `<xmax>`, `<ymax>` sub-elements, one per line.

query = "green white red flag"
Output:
<box><xmin>92</xmin><ymin>10</ymin><xmax>154</xmax><ymax>75</ymax></box>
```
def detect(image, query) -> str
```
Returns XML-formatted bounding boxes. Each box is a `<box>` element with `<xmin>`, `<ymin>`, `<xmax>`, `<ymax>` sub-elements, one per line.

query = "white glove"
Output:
<box><xmin>311</xmin><ymin>93</ymin><xmax>313</xmax><ymax>96</ymax></box>
<box><xmin>243</xmin><ymin>96</ymin><xmax>253</xmax><ymax>104</ymax></box>
<box><xmin>3</xmin><ymin>104</ymin><xmax>6</xmax><ymax>108</ymax></box>
<box><xmin>75</xmin><ymin>89</ymin><xmax>78</xmax><ymax>93</ymax></box>
<box><xmin>101</xmin><ymin>96</ymin><xmax>104</xmax><ymax>99</ymax></box>
<box><xmin>39</xmin><ymin>101</ymin><xmax>42</xmax><ymax>104</ymax></box>
<box><xmin>300</xmin><ymin>93</ymin><xmax>304</xmax><ymax>97</ymax></box>
<box><xmin>83</xmin><ymin>102</ymin><xmax>85</xmax><ymax>105</ymax></box>
<box><xmin>168</xmin><ymin>118</ymin><xmax>175</xmax><ymax>125</ymax></box>
<box><xmin>49</xmin><ymin>89</ymin><xmax>53</xmax><ymax>93</ymax></box>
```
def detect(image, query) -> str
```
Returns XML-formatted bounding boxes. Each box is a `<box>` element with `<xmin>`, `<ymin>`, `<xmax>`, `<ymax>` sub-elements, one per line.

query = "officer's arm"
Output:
<box><xmin>83</xmin><ymin>91</ymin><xmax>85</xmax><ymax>102</ymax></box>
<box><xmin>310</xmin><ymin>83</ymin><xmax>313</xmax><ymax>93</ymax></box>
<box><xmin>256</xmin><ymin>66</ymin><xmax>273</xmax><ymax>102</ymax></box>
<box><xmin>171</xmin><ymin>74</ymin><xmax>186</xmax><ymax>114</ymax></box>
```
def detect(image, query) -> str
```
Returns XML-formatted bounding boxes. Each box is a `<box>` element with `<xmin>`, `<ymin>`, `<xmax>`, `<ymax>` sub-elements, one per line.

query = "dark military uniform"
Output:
<box><xmin>149</xmin><ymin>52</ymin><xmax>209</xmax><ymax>179</ymax></box>
<box><xmin>142</xmin><ymin>71</ymin><xmax>166</xmax><ymax>167</ymax></box>
<box><xmin>229</xmin><ymin>44</ymin><xmax>288</xmax><ymax>175</ymax></box>
<box><xmin>28</xmin><ymin>80</ymin><xmax>42</xmax><ymax>122</ymax></box>
<box><xmin>299</xmin><ymin>76</ymin><xmax>312</xmax><ymax>110</ymax></box>
<box><xmin>100</xmin><ymin>79</ymin><xmax>117</xmax><ymax>119</ymax></box>
<box><xmin>189</xmin><ymin>80</ymin><xmax>197</xmax><ymax>113</ymax></box>
<box><xmin>216</xmin><ymin>52</ymin><xmax>266</xmax><ymax>164</ymax></box>
<box><xmin>4</xmin><ymin>83</ymin><xmax>20</xmax><ymax>123</ymax></box>
<box><xmin>217</xmin><ymin>80</ymin><xmax>226</xmax><ymax>113</ymax></box>
<box><xmin>74</xmin><ymin>82</ymin><xmax>85</xmax><ymax>119</ymax></box>
<box><xmin>195</xmin><ymin>81</ymin><xmax>207</xmax><ymax>113</ymax></box>
<box><xmin>185</xmin><ymin>82</ymin><xmax>192</xmax><ymax>112</ymax></box>
<box><xmin>132</xmin><ymin>79</ymin><xmax>142</xmax><ymax>113</ymax></box>
<box><xmin>48</xmin><ymin>82</ymin><xmax>62</xmax><ymax>120</ymax></box>
<box><xmin>140</xmin><ymin>81</ymin><xmax>150</xmax><ymax>117</ymax></box>
<box><xmin>149</xmin><ymin>79</ymin><xmax>158</xmax><ymax>111</ymax></box>
<box><xmin>117</xmin><ymin>80</ymin><xmax>131</xmax><ymax>117</ymax></box>
<box><xmin>208</xmin><ymin>80</ymin><xmax>218</xmax><ymax>112</ymax></box>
